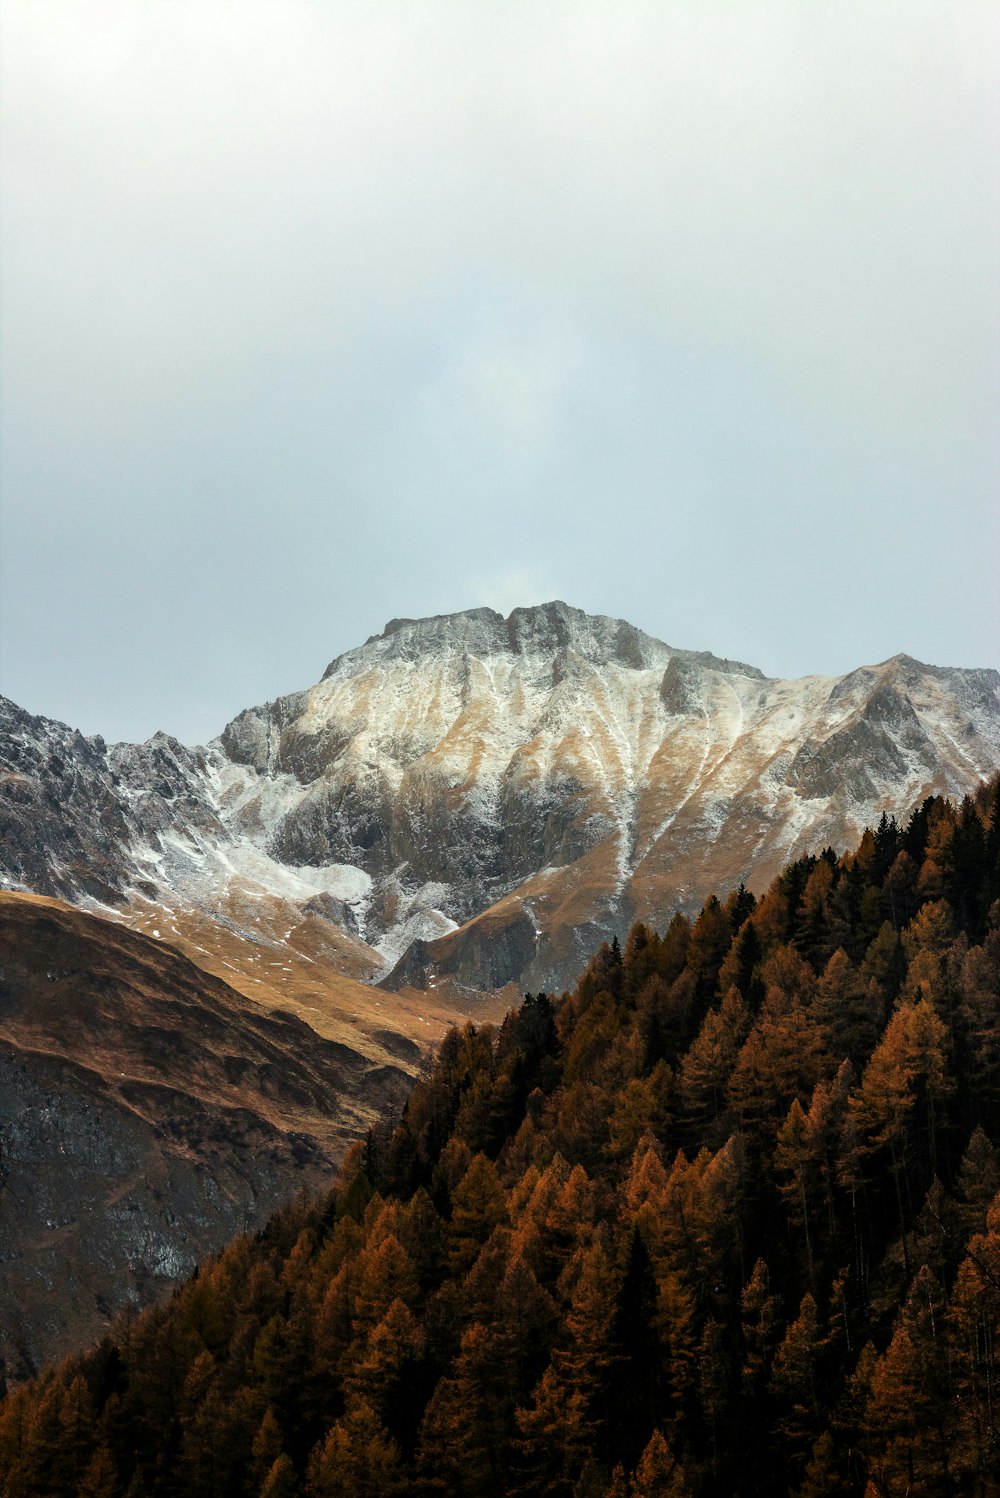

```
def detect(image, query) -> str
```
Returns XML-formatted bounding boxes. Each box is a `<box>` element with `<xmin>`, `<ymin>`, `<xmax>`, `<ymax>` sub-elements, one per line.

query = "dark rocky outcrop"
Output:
<box><xmin>381</xmin><ymin>906</ymin><xmax>538</xmax><ymax>993</ymax></box>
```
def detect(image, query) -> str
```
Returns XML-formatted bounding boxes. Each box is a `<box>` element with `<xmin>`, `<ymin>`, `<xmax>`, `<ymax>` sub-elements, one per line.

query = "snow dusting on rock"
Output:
<box><xmin>2</xmin><ymin>603</ymin><xmax>998</xmax><ymax>993</ymax></box>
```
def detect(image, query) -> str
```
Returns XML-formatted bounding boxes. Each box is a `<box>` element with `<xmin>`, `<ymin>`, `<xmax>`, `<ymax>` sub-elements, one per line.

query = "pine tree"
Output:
<box><xmin>344</xmin><ymin>1297</ymin><xmax>426</xmax><ymax>1447</ymax></box>
<box><xmin>718</xmin><ymin>918</ymin><xmax>764</xmax><ymax>1006</ymax></box>
<box><xmin>686</xmin><ymin>896</ymin><xmax>732</xmax><ymax>1007</ymax></box>
<box><xmin>414</xmin><ymin>1323</ymin><xmax>516</xmax><ymax>1498</ymax></box>
<box><xmin>793</xmin><ymin>1431</ymin><xmax>842</xmax><ymax>1498</ymax></box>
<box><xmin>770</xmin><ymin>1295</ymin><xmax>821</xmax><ymax>1480</ymax></box>
<box><xmin>844</xmin><ymin>997</ymin><xmax>952</xmax><ymax>1275</ymax></box>
<box><xmin>307</xmin><ymin>1401</ymin><xmax>406</xmax><ymax>1498</ymax></box>
<box><xmin>261</xmin><ymin>1452</ymin><xmax>300</xmax><ymax>1498</ymax></box>
<box><xmin>76</xmin><ymin>1443</ymin><xmax>119</xmax><ymax>1498</ymax></box>
<box><xmin>448</xmin><ymin>1154</ymin><xmax>509</xmax><ymax>1273</ymax></box>
<box><xmin>630</xmin><ymin>1428</ymin><xmax>689</xmax><ymax>1497</ymax></box>
<box><xmin>955</xmin><ymin>1126</ymin><xmax>1000</xmax><ymax>1239</ymax></box>
<box><xmin>677</xmin><ymin>987</ymin><xmax>750</xmax><ymax>1145</ymax></box>
<box><xmin>515</xmin><ymin>1364</ymin><xmax>592</xmax><ymax>1496</ymax></box>
<box><xmin>352</xmin><ymin>1232</ymin><xmax>420</xmax><ymax>1335</ymax></box>
<box><xmin>947</xmin><ymin>1192</ymin><xmax>1000</xmax><ymax>1490</ymax></box>
<box><xmin>740</xmin><ymin>1258</ymin><xmax>782</xmax><ymax>1398</ymax></box>
<box><xmin>551</xmin><ymin>1241</ymin><xmax>617</xmax><ymax>1443</ymax></box>
<box><xmin>775</xmin><ymin>1063</ymin><xmax>852</xmax><ymax>1282</ymax></box>
<box><xmin>812</xmin><ymin>948</ymin><xmax>880</xmax><ymax>1068</ymax></box>
<box><xmin>251</xmin><ymin>1408</ymin><xmax>286</xmax><ymax>1493</ymax></box>
<box><xmin>727</xmin><ymin>983</ymin><xmax>829</xmax><ymax>1147</ymax></box>
<box><xmin>959</xmin><ymin>933</ymin><xmax>1000</xmax><ymax>1134</ymax></box>
<box><xmin>865</xmin><ymin>1266</ymin><xmax>953</xmax><ymax>1494</ymax></box>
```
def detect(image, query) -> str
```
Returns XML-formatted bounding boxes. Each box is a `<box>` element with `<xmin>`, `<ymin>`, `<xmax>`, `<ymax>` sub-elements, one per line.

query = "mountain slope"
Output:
<box><xmin>0</xmin><ymin>893</ymin><xmax>413</xmax><ymax>1377</ymax></box>
<box><xmin>2</xmin><ymin>603</ymin><xmax>998</xmax><ymax>1001</ymax></box>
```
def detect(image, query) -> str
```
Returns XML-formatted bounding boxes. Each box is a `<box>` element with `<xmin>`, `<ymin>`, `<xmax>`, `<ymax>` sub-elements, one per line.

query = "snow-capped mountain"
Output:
<box><xmin>2</xmin><ymin>602</ymin><xmax>999</xmax><ymax>999</ymax></box>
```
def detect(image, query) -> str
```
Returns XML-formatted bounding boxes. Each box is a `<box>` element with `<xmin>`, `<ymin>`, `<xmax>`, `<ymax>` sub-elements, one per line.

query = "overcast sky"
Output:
<box><xmin>2</xmin><ymin>1</ymin><xmax>998</xmax><ymax>745</ymax></box>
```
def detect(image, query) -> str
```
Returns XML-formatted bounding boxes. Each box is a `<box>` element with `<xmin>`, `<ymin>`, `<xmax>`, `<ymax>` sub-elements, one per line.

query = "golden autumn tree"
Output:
<box><xmin>864</xmin><ymin>1266</ymin><xmax>953</xmax><ymax>1495</ymax></box>
<box><xmin>307</xmin><ymin>1402</ymin><xmax>406</xmax><ymax>1498</ymax></box>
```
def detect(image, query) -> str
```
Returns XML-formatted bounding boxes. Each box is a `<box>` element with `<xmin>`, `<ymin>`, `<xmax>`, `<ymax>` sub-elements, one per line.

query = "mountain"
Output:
<box><xmin>2</xmin><ymin>603</ymin><xmax>999</xmax><ymax>1011</ymax></box>
<box><xmin>0</xmin><ymin>892</ymin><xmax>416</xmax><ymax>1378</ymax></box>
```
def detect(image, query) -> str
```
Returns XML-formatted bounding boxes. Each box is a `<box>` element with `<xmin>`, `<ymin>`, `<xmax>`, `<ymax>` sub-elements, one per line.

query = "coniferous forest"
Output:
<box><xmin>2</xmin><ymin>779</ymin><xmax>1000</xmax><ymax>1498</ymax></box>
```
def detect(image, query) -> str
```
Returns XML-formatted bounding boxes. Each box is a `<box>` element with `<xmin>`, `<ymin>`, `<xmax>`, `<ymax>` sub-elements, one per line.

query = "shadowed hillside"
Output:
<box><xmin>0</xmin><ymin>895</ymin><xmax>414</xmax><ymax>1378</ymax></box>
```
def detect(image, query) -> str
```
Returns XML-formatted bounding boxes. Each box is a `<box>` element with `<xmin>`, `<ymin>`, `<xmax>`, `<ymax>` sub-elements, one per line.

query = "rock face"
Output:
<box><xmin>0</xmin><ymin>894</ymin><xmax>411</xmax><ymax>1378</ymax></box>
<box><xmin>2</xmin><ymin>603</ymin><xmax>999</xmax><ymax>997</ymax></box>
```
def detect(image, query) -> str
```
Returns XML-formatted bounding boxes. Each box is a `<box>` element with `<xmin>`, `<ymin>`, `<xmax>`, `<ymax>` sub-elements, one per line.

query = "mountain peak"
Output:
<box><xmin>379</xmin><ymin>605</ymin><xmax>505</xmax><ymax>641</ymax></box>
<box><xmin>324</xmin><ymin>601</ymin><xmax>673</xmax><ymax>679</ymax></box>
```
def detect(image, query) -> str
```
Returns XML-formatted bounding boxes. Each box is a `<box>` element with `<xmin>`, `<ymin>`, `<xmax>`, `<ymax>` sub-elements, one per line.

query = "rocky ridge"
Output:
<box><xmin>2</xmin><ymin>602</ymin><xmax>999</xmax><ymax>999</ymax></box>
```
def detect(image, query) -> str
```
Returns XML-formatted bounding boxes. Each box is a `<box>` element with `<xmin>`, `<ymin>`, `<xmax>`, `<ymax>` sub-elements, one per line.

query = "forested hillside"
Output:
<box><xmin>2</xmin><ymin>778</ymin><xmax>999</xmax><ymax>1497</ymax></box>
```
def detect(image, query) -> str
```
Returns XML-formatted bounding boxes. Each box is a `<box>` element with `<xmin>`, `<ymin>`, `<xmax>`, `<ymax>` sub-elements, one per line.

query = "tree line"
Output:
<box><xmin>2</xmin><ymin>777</ymin><xmax>999</xmax><ymax>1496</ymax></box>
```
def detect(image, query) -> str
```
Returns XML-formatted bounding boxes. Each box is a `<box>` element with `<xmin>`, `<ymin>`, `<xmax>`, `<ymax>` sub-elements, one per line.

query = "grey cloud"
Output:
<box><xmin>1</xmin><ymin>0</ymin><xmax>997</xmax><ymax>743</ymax></box>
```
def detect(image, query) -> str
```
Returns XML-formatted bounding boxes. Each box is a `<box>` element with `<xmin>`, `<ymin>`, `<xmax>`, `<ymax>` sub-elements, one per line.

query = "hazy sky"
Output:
<box><xmin>2</xmin><ymin>1</ymin><xmax>998</xmax><ymax>745</ymax></box>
